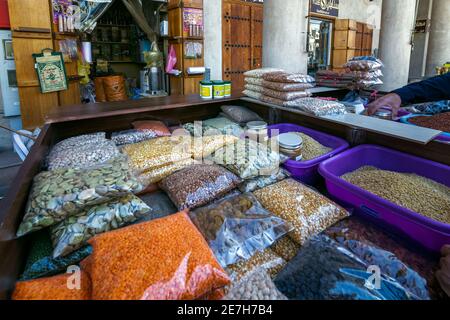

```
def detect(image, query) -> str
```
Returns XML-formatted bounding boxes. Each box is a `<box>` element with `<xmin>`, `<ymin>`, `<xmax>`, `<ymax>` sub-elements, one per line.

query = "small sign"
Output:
<box><xmin>33</xmin><ymin>49</ymin><xmax>68</xmax><ymax>94</ymax></box>
<box><xmin>310</xmin><ymin>0</ymin><xmax>339</xmax><ymax>17</ymax></box>
<box><xmin>414</xmin><ymin>19</ymin><xmax>427</xmax><ymax>33</ymax></box>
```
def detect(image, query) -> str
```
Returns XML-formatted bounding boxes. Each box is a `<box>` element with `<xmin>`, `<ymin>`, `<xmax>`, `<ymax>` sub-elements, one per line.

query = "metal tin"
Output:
<box><xmin>278</xmin><ymin>133</ymin><xmax>303</xmax><ymax>161</ymax></box>
<box><xmin>374</xmin><ymin>110</ymin><xmax>392</xmax><ymax>120</ymax></box>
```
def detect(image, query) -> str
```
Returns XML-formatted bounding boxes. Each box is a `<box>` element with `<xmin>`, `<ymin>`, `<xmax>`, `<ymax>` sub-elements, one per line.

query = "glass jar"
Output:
<box><xmin>278</xmin><ymin>133</ymin><xmax>303</xmax><ymax>161</ymax></box>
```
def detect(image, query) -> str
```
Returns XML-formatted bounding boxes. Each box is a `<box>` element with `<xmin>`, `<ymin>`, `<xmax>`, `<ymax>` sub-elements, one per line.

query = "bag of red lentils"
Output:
<box><xmin>81</xmin><ymin>211</ymin><xmax>230</xmax><ymax>300</ymax></box>
<box><xmin>12</xmin><ymin>271</ymin><xmax>91</xmax><ymax>300</ymax></box>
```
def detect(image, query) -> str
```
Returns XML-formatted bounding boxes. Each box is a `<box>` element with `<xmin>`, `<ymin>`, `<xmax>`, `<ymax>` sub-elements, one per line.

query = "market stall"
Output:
<box><xmin>0</xmin><ymin>92</ymin><xmax>449</xmax><ymax>300</ymax></box>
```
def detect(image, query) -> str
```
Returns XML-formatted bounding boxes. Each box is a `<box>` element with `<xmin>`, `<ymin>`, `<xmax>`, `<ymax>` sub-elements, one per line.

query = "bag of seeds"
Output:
<box><xmin>220</xmin><ymin>105</ymin><xmax>263</xmax><ymax>124</ymax></box>
<box><xmin>51</xmin><ymin>195</ymin><xmax>150</xmax><ymax>258</ymax></box>
<box><xmin>111</xmin><ymin>129</ymin><xmax>157</xmax><ymax>146</ymax></box>
<box><xmin>262</xmin><ymin>72</ymin><xmax>316</xmax><ymax>84</ymax></box>
<box><xmin>324</xmin><ymin>216</ymin><xmax>432</xmax><ymax>300</ymax></box>
<box><xmin>262</xmin><ymin>80</ymin><xmax>315</xmax><ymax>92</ymax></box>
<box><xmin>49</xmin><ymin>133</ymin><xmax>106</xmax><ymax>154</ymax></box>
<box><xmin>260</xmin><ymin>95</ymin><xmax>312</xmax><ymax>107</ymax></box>
<box><xmin>192</xmin><ymin>135</ymin><xmax>238</xmax><ymax>159</ymax></box>
<box><xmin>122</xmin><ymin>136</ymin><xmax>192</xmax><ymax>174</ymax></box>
<box><xmin>159</xmin><ymin>164</ymin><xmax>241</xmax><ymax>211</ymax></box>
<box><xmin>137</xmin><ymin>159</ymin><xmax>196</xmax><ymax>187</ymax></box>
<box><xmin>288</xmin><ymin>97</ymin><xmax>347</xmax><ymax>116</ymax></box>
<box><xmin>81</xmin><ymin>211</ymin><xmax>230</xmax><ymax>300</ymax></box>
<box><xmin>132</xmin><ymin>120</ymin><xmax>171</xmax><ymax>137</ymax></box>
<box><xmin>253</xmin><ymin>179</ymin><xmax>349</xmax><ymax>245</ymax></box>
<box><xmin>243</xmin><ymin>89</ymin><xmax>263</xmax><ymax>100</ymax></box>
<box><xmin>261</xmin><ymin>88</ymin><xmax>311</xmax><ymax>101</ymax></box>
<box><xmin>274</xmin><ymin>235</ymin><xmax>419</xmax><ymax>300</ymax></box>
<box><xmin>190</xmin><ymin>193</ymin><xmax>292</xmax><ymax>267</ymax></box>
<box><xmin>270</xmin><ymin>236</ymin><xmax>300</xmax><ymax>262</ymax></box>
<box><xmin>47</xmin><ymin>139</ymin><xmax>120</xmax><ymax>171</ymax></box>
<box><xmin>202</xmin><ymin>117</ymin><xmax>245</xmax><ymax>137</ymax></box>
<box><xmin>224</xmin><ymin>267</ymin><xmax>288</xmax><ymax>300</ymax></box>
<box><xmin>238</xmin><ymin>168</ymin><xmax>290</xmax><ymax>193</ymax></box>
<box><xmin>209</xmin><ymin>139</ymin><xmax>282</xmax><ymax>180</ymax></box>
<box><xmin>225</xmin><ymin>248</ymin><xmax>287</xmax><ymax>282</ymax></box>
<box><xmin>20</xmin><ymin>230</ymin><xmax>92</xmax><ymax>281</ymax></box>
<box><xmin>244</xmin><ymin>68</ymin><xmax>284</xmax><ymax>79</ymax></box>
<box><xmin>245</xmin><ymin>77</ymin><xmax>264</xmax><ymax>86</ymax></box>
<box><xmin>17</xmin><ymin>155</ymin><xmax>143</xmax><ymax>237</ymax></box>
<box><xmin>13</xmin><ymin>271</ymin><xmax>92</xmax><ymax>300</ymax></box>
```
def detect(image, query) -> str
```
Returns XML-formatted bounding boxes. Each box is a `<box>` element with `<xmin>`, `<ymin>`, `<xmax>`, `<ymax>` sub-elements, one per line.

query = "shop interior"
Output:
<box><xmin>0</xmin><ymin>0</ymin><xmax>449</xmax><ymax>302</ymax></box>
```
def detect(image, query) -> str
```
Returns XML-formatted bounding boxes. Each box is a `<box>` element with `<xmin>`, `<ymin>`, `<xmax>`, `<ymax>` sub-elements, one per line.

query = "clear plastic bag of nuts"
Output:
<box><xmin>189</xmin><ymin>193</ymin><xmax>293</xmax><ymax>267</ymax></box>
<box><xmin>17</xmin><ymin>155</ymin><xmax>143</xmax><ymax>237</ymax></box>
<box><xmin>159</xmin><ymin>164</ymin><xmax>242</xmax><ymax>211</ymax></box>
<box><xmin>50</xmin><ymin>195</ymin><xmax>150</xmax><ymax>258</ymax></box>
<box><xmin>47</xmin><ymin>137</ymin><xmax>120</xmax><ymax>171</ymax></box>
<box><xmin>253</xmin><ymin>179</ymin><xmax>350</xmax><ymax>245</ymax></box>
<box><xmin>111</xmin><ymin>129</ymin><xmax>157</xmax><ymax>146</ymax></box>
<box><xmin>224</xmin><ymin>267</ymin><xmax>288</xmax><ymax>300</ymax></box>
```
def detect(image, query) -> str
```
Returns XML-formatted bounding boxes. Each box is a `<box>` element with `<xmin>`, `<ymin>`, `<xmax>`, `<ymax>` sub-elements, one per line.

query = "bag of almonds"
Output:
<box><xmin>50</xmin><ymin>195</ymin><xmax>150</xmax><ymax>258</ymax></box>
<box><xmin>17</xmin><ymin>155</ymin><xmax>143</xmax><ymax>237</ymax></box>
<box><xmin>189</xmin><ymin>193</ymin><xmax>292</xmax><ymax>267</ymax></box>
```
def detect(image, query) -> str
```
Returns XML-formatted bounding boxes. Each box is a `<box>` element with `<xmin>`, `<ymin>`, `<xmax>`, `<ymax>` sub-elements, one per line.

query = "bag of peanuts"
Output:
<box><xmin>137</xmin><ymin>158</ymin><xmax>196</xmax><ymax>187</ymax></box>
<box><xmin>189</xmin><ymin>193</ymin><xmax>292</xmax><ymax>267</ymax></box>
<box><xmin>262</xmin><ymin>72</ymin><xmax>316</xmax><ymax>84</ymax></box>
<box><xmin>253</xmin><ymin>179</ymin><xmax>349</xmax><ymax>245</ymax></box>
<box><xmin>17</xmin><ymin>155</ymin><xmax>143</xmax><ymax>237</ymax></box>
<box><xmin>50</xmin><ymin>195</ymin><xmax>151</xmax><ymax>258</ymax></box>
<box><xmin>244</xmin><ymin>68</ymin><xmax>284</xmax><ymax>79</ymax></box>
<box><xmin>224</xmin><ymin>267</ymin><xmax>288</xmax><ymax>301</ymax></box>
<box><xmin>13</xmin><ymin>271</ymin><xmax>92</xmax><ymax>300</ymax></box>
<box><xmin>80</xmin><ymin>211</ymin><xmax>230</xmax><ymax>300</ymax></box>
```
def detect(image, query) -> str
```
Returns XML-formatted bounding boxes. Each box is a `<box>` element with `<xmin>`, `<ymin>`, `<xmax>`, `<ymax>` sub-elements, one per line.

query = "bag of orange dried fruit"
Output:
<box><xmin>12</xmin><ymin>270</ymin><xmax>91</xmax><ymax>300</ymax></box>
<box><xmin>81</xmin><ymin>211</ymin><xmax>230</xmax><ymax>300</ymax></box>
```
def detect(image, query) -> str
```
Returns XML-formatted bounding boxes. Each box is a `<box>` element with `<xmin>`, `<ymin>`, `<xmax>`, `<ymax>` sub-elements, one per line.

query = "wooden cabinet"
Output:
<box><xmin>332</xmin><ymin>19</ymin><xmax>373</xmax><ymax>70</ymax></box>
<box><xmin>334</xmin><ymin>30</ymin><xmax>357</xmax><ymax>49</ymax></box>
<box><xmin>9</xmin><ymin>0</ymin><xmax>82</xmax><ymax>128</ymax></box>
<box><xmin>222</xmin><ymin>0</ymin><xmax>263</xmax><ymax>92</ymax></box>
<box><xmin>8</xmin><ymin>0</ymin><xmax>52</xmax><ymax>32</ymax></box>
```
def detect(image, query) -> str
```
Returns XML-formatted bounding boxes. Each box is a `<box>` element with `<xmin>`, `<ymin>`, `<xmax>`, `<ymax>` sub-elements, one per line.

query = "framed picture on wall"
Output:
<box><xmin>32</xmin><ymin>49</ymin><xmax>68</xmax><ymax>93</ymax></box>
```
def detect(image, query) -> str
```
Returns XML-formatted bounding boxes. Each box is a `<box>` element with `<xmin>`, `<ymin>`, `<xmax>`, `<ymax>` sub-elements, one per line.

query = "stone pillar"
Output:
<box><xmin>262</xmin><ymin>0</ymin><xmax>309</xmax><ymax>74</ymax></box>
<box><xmin>425</xmin><ymin>0</ymin><xmax>450</xmax><ymax>76</ymax></box>
<box><xmin>378</xmin><ymin>0</ymin><xmax>416</xmax><ymax>92</ymax></box>
<box><xmin>204</xmin><ymin>0</ymin><xmax>223</xmax><ymax>80</ymax></box>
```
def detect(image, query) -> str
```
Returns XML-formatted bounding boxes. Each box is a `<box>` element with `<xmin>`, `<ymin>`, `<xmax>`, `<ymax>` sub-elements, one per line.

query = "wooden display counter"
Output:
<box><xmin>0</xmin><ymin>94</ymin><xmax>449</xmax><ymax>299</ymax></box>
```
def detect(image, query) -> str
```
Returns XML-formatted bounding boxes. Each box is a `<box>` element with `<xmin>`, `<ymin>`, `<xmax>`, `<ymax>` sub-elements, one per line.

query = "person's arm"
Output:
<box><xmin>367</xmin><ymin>73</ymin><xmax>450</xmax><ymax>117</ymax></box>
<box><xmin>392</xmin><ymin>73</ymin><xmax>450</xmax><ymax>104</ymax></box>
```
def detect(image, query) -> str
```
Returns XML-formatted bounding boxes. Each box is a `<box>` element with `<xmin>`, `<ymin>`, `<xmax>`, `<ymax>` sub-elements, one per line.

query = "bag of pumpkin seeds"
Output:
<box><xmin>209</xmin><ymin>139</ymin><xmax>282</xmax><ymax>180</ymax></box>
<box><xmin>50</xmin><ymin>195</ymin><xmax>150</xmax><ymax>258</ymax></box>
<box><xmin>17</xmin><ymin>155</ymin><xmax>143</xmax><ymax>237</ymax></box>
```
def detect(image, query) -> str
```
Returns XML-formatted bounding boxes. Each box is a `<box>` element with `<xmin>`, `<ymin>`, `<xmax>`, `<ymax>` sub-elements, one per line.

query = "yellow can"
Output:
<box><xmin>212</xmin><ymin>80</ymin><xmax>225</xmax><ymax>99</ymax></box>
<box><xmin>224</xmin><ymin>81</ymin><xmax>232</xmax><ymax>97</ymax></box>
<box><xmin>199</xmin><ymin>81</ymin><xmax>213</xmax><ymax>99</ymax></box>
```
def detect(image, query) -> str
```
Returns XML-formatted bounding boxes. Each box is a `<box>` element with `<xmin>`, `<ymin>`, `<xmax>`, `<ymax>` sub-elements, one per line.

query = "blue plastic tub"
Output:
<box><xmin>268</xmin><ymin>123</ymin><xmax>349</xmax><ymax>185</ymax></box>
<box><xmin>318</xmin><ymin>144</ymin><xmax>450</xmax><ymax>252</ymax></box>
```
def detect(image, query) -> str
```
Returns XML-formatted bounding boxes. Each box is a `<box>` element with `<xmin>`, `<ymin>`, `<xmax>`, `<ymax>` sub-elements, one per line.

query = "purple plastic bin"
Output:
<box><xmin>268</xmin><ymin>123</ymin><xmax>349</xmax><ymax>185</ymax></box>
<box><xmin>318</xmin><ymin>144</ymin><xmax>450</xmax><ymax>253</ymax></box>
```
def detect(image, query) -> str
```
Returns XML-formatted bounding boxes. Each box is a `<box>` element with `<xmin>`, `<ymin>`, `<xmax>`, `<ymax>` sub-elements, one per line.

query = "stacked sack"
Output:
<box><xmin>316</xmin><ymin>56</ymin><xmax>383</xmax><ymax>90</ymax></box>
<box><xmin>243</xmin><ymin>68</ymin><xmax>315</xmax><ymax>107</ymax></box>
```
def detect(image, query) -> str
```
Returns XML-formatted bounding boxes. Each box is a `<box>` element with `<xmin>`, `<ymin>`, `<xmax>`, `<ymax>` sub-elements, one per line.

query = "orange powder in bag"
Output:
<box><xmin>81</xmin><ymin>211</ymin><xmax>230</xmax><ymax>300</ymax></box>
<box><xmin>12</xmin><ymin>271</ymin><xmax>91</xmax><ymax>300</ymax></box>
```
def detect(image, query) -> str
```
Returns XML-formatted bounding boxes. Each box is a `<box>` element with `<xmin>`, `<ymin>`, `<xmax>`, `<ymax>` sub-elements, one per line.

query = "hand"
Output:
<box><xmin>367</xmin><ymin>93</ymin><xmax>402</xmax><ymax>118</ymax></box>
